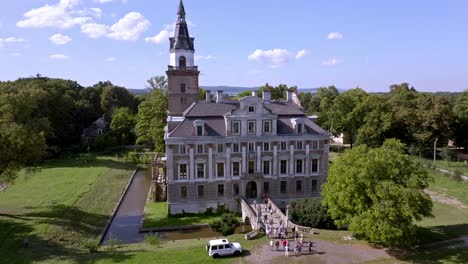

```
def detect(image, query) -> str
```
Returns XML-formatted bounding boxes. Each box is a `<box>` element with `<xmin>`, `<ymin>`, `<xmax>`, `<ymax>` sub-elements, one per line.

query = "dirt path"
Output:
<box><xmin>425</xmin><ymin>190</ymin><xmax>468</xmax><ymax>209</ymax></box>
<box><xmin>239</xmin><ymin>239</ymin><xmax>390</xmax><ymax>264</ymax></box>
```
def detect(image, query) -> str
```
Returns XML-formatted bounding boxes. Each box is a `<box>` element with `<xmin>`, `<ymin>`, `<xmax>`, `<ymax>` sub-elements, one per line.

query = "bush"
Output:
<box><xmin>144</xmin><ymin>233</ymin><xmax>161</xmax><ymax>247</ymax></box>
<box><xmin>84</xmin><ymin>239</ymin><xmax>99</xmax><ymax>253</ymax></box>
<box><xmin>106</xmin><ymin>237</ymin><xmax>122</xmax><ymax>252</ymax></box>
<box><xmin>210</xmin><ymin>213</ymin><xmax>240</xmax><ymax>236</ymax></box>
<box><xmin>290</xmin><ymin>198</ymin><xmax>336</xmax><ymax>229</ymax></box>
<box><xmin>452</xmin><ymin>169</ymin><xmax>463</xmax><ymax>182</ymax></box>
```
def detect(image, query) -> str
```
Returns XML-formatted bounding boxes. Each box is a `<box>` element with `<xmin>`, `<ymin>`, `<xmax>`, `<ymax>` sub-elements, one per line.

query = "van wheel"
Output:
<box><xmin>213</xmin><ymin>253</ymin><xmax>219</xmax><ymax>258</ymax></box>
<box><xmin>234</xmin><ymin>251</ymin><xmax>240</xmax><ymax>256</ymax></box>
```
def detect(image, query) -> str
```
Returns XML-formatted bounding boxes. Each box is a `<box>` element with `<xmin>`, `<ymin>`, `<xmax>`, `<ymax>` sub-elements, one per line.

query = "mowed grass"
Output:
<box><xmin>428</xmin><ymin>170</ymin><xmax>468</xmax><ymax>205</ymax></box>
<box><xmin>432</xmin><ymin>158</ymin><xmax>468</xmax><ymax>175</ymax></box>
<box><xmin>143</xmin><ymin>202</ymin><xmax>241</xmax><ymax>228</ymax></box>
<box><xmin>0</xmin><ymin>154</ymin><xmax>134</xmax><ymax>264</ymax></box>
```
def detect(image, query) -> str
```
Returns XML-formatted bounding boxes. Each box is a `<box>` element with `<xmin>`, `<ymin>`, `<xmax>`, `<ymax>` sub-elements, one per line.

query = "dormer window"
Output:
<box><xmin>248</xmin><ymin>106</ymin><xmax>255</xmax><ymax>113</ymax></box>
<box><xmin>193</xmin><ymin>120</ymin><xmax>205</xmax><ymax>136</ymax></box>
<box><xmin>231</xmin><ymin>121</ymin><xmax>240</xmax><ymax>135</ymax></box>
<box><xmin>297</xmin><ymin>124</ymin><xmax>303</xmax><ymax>133</ymax></box>
<box><xmin>291</xmin><ymin>118</ymin><xmax>305</xmax><ymax>134</ymax></box>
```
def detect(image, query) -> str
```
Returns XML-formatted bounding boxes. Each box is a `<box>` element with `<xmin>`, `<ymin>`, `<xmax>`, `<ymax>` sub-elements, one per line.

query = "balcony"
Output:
<box><xmin>167</xmin><ymin>66</ymin><xmax>199</xmax><ymax>71</ymax></box>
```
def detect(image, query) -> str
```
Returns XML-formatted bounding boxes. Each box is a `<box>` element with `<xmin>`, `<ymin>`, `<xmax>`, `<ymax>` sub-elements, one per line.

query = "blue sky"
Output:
<box><xmin>1</xmin><ymin>0</ymin><xmax>468</xmax><ymax>92</ymax></box>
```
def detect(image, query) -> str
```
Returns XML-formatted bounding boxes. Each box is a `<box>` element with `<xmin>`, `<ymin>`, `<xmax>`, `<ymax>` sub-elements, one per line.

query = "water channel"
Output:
<box><xmin>102</xmin><ymin>167</ymin><xmax>252</xmax><ymax>244</ymax></box>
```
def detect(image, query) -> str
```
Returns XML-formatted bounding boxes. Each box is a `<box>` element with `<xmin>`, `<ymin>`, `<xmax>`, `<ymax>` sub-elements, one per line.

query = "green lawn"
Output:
<box><xmin>0</xmin><ymin>154</ymin><xmax>134</xmax><ymax>264</ymax></box>
<box><xmin>143</xmin><ymin>201</ymin><xmax>241</xmax><ymax>228</ymax></box>
<box><xmin>428</xmin><ymin>170</ymin><xmax>468</xmax><ymax>205</ymax></box>
<box><xmin>432</xmin><ymin>158</ymin><xmax>468</xmax><ymax>175</ymax></box>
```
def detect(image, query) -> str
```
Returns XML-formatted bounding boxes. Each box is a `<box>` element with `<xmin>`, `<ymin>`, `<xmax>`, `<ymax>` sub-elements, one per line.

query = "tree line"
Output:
<box><xmin>298</xmin><ymin>83</ymin><xmax>468</xmax><ymax>152</ymax></box>
<box><xmin>0</xmin><ymin>75</ymin><xmax>167</xmax><ymax>182</ymax></box>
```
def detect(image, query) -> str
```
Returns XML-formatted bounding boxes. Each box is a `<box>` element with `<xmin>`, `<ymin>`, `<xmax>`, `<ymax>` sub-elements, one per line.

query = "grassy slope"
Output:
<box><xmin>0</xmin><ymin>155</ymin><xmax>134</xmax><ymax>264</ymax></box>
<box><xmin>428</xmin><ymin>170</ymin><xmax>468</xmax><ymax>205</ymax></box>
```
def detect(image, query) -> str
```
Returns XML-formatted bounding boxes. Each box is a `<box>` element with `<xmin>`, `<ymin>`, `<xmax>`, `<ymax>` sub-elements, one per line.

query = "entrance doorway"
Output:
<box><xmin>246</xmin><ymin>181</ymin><xmax>257</xmax><ymax>199</ymax></box>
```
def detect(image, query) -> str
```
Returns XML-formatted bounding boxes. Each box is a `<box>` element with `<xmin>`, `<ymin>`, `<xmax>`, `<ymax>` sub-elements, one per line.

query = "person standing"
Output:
<box><xmin>285</xmin><ymin>244</ymin><xmax>289</xmax><ymax>256</ymax></box>
<box><xmin>270</xmin><ymin>239</ymin><xmax>274</xmax><ymax>252</ymax></box>
<box><xmin>308</xmin><ymin>240</ymin><xmax>313</xmax><ymax>254</ymax></box>
<box><xmin>275</xmin><ymin>240</ymin><xmax>280</xmax><ymax>251</ymax></box>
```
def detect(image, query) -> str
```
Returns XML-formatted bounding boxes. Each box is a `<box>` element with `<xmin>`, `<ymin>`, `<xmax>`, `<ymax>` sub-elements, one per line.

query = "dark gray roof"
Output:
<box><xmin>185</xmin><ymin>102</ymin><xmax>238</xmax><ymax>117</ymax></box>
<box><xmin>169</xmin><ymin>117</ymin><xmax>226</xmax><ymax>137</ymax></box>
<box><xmin>264</xmin><ymin>101</ymin><xmax>304</xmax><ymax>116</ymax></box>
<box><xmin>277</xmin><ymin>118</ymin><xmax>327</xmax><ymax>135</ymax></box>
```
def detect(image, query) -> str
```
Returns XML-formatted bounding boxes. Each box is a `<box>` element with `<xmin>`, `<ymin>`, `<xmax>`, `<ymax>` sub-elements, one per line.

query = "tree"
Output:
<box><xmin>328</xmin><ymin>88</ymin><xmax>369</xmax><ymax>147</ymax></box>
<box><xmin>290</xmin><ymin>198</ymin><xmax>336</xmax><ymax>229</ymax></box>
<box><xmin>322</xmin><ymin>139</ymin><xmax>433</xmax><ymax>247</ymax></box>
<box><xmin>146</xmin><ymin>76</ymin><xmax>168</xmax><ymax>91</ymax></box>
<box><xmin>135</xmin><ymin>89</ymin><xmax>168</xmax><ymax>153</ymax></box>
<box><xmin>110</xmin><ymin>107</ymin><xmax>136</xmax><ymax>145</ymax></box>
<box><xmin>210</xmin><ymin>213</ymin><xmax>240</xmax><ymax>236</ymax></box>
<box><xmin>452</xmin><ymin>90</ymin><xmax>468</xmax><ymax>149</ymax></box>
<box><xmin>100</xmin><ymin>85</ymin><xmax>137</xmax><ymax>118</ymax></box>
<box><xmin>355</xmin><ymin>95</ymin><xmax>392</xmax><ymax>147</ymax></box>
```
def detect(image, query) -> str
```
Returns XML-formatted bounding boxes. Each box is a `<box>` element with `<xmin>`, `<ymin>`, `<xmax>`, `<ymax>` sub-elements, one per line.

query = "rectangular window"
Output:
<box><xmin>263</xmin><ymin>160</ymin><xmax>270</xmax><ymax>175</ymax></box>
<box><xmin>233</xmin><ymin>143</ymin><xmax>240</xmax><ymax>153</ymax></box>
<box><xmin>232</xmin><ymin>121</ymin><xmax>240</xmax><ymax>134</ymax></box>
<box><xmin>180</xmin><ymin>83</ymin><xmax>186</xmax><ymax>93</ymax></box>
<box><xmin>197</xmin><ymin>144</ymin><xmax>204</xmax><ymax>154</ymax></box>
<box><xmin>197</xmin><ymin>185</ymin><xmax>204</xmax><ymax>199</ymax></box>
<box><xmin>296</xmin><ymin>141</ymin><xmax>303</xmax><ymax>150</ymax></box>
<box><xmin>248</xmin><ymin>106</ymin><xmax>255</xmax><ymax>112</ymax></box>
<box><xmin>179</xmin><ymin>145</ymin><xmax>186</xmax><ymax>154</ymax></box>
<box><xmin>263</xmin><ymin>142</ymin><xmax>270</xmax><ymax>151</ymax></box>
<box><xmin>248</xmin><ymin>160</ymin><xmax>255</xmax><ymax>174</ymax></box>
<box><xmin>280</xmin><ymin>181</ymin><xmax>287</xmax><ymax>194</ymax></box>
<box><xmin>217</xmin><ymin>162</ymin><xmax>225</xmax><ymax>177</ymax></box>
<box><xmin>196</xmin><ymin>125</ymin><xmax>203</xmax><ymax>136</ymax></box>
<box><xmin>280</xmin><ymin>160</ymin><xmax>287</xmax><ymax>174</ymax></box>
<box><xmin>196</xmin><ymin>163</ymin><xmax>205</xmax><ymax>178</ymax></box>
<box><xmin>232</xmin><ymin>162</ymin><xmax>240</xmax><ymax>176</ymax></box>
<box><xmin>218</xmin><ymin>184</ymin><xmax>224</xmax><ymax>197</ymax></box>
<box><xmin>248</xmin><ymin>120</ymin><xmax>256</xmax><ymax>134</ymax></box>
<box><xmin>217</xmin><ymin>144</ymin><xmax>224</xmax><ymax>153</ymax></box>
<box><xmin>280</xmin><ymin>142</ymin><xmax>287</xmax><ymax>151</ymax></box>
<box><xmin>296</xmin><ymin>180</ymin><xmax>302</xmax><ymax>193</ymax></box>
<box><xmin>180</xmin><ymin>186</ymin><xmax>187</xmax><ymax>199</ymax></box>
<box><xmin>311</xmin><ymin>159</ymin><xmax>319</xmax><ymax>173</ymax></box>
<box><xmin>248</xmin><ymin>142</ymin><xmax>255</xmax><ymax>152</ymax></box>
<box><xmin>296</xmin><ymin>159</ymin><xmax>303</xmax><ymax>174</ymax></box>
<box><xmin>297</xmin><ymin>123</ymin><xmax>303</xmax><ymax>133</ymax></box>
<box><xmin>263</xmin><ymin>120</ymin><xmax>271</xmax><ymax>133</ymax></box>
<box><xmin>263</xmin><ymin>182</ymin><xmax>270</xmax><ymax>194</ymax></box>
<box><xmin>312</xmin><ymin>141</ymin><xmax>318</xmax><ymax>150</ymax></box>
<box><xmin>179</xmin><ymin>164</ymin><xmax>187</xmax><ymax>179</ymax></box>
<box><xmin>233</xmin><ymin>183</ymin><xmax>239</xmax><ymax>196</ymax></box>
<box><xmin>312</xmin><ymin>180</ymin><xmax>318</xmax><ymax>192</ymax></box>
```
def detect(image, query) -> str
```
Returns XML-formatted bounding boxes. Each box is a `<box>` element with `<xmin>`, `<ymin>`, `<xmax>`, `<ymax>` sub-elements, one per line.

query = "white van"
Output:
<box><xmin>206</xmin><ymin>238</ymin><xmax>243</xmax><ymax>257</ymax></box>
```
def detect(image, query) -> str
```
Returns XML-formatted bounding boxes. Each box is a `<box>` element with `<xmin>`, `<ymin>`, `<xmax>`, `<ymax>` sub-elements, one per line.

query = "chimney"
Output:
<box><xmin>205</xmin><ymin>90</ymin><xmax>211</xmax><ymax>102</ymax></box>
<box><xmin>286</xmin><ymin>90</ymin><xmax>293</xmax><ymax>102</ymax></box>
<box><xmin>216</xmin><ymin>90</ymin><xmax>223</xmax><ymax>103</ymax></box>
<box><xmin>262</xmin><ymin>90</ymin><xmax>271</xmax><ymax>103</ymax></box>
<box><xmin>251</xmin><ymin>91</ymin><xmax>257</xmax><ymax>97</ymax></box>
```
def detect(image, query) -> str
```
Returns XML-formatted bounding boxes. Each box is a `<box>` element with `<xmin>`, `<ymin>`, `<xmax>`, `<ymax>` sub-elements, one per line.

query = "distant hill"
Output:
<box><xmin>127</xmin><ymin>86</ymin><xmax>346</xmax><ymax>96</ymax></box>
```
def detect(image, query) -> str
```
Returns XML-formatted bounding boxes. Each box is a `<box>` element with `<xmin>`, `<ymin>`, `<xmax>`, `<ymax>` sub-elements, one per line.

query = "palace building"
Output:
<box><xmin>164</xmin><ymin>0</ymin><xmax>330</xmax><ymax>214</ymax></box>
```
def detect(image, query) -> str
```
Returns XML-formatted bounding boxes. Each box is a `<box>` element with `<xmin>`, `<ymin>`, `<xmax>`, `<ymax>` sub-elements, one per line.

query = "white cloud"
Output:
<box><xmin>81</xmin><ymin>23</ymin><xmax>109</xmax><ymax>38</ymax></box>
<box><xmin>248</xmin><ymin>49</ymin><xmax>291</xmax><ymax>66</ymax></box>
<box><xmin>75</xmin><ymin>8</ymin><xmax>102</xmax><ymax>18</ymax></box>
<box><xmin>195</xmin><ymin>55</ymin><xmax>216</xmax><ymax>61</ymax></box>
<box><xmin>0</xmin><ymin>37</ymin><xmax>26</xmax><ymax>43</ymax></box>
<box><xmin>94</xmin><ymin>0</ymin><xmax>113</xmax><ymax>3</ymax></box>
<box><xmin>145</xmin><ymin>29</ymin><xmax>171</xmax><ymax>44</ymax></box>
<box><xmin>295</xmin><ymin>49</ymin><xmax>310</xmax><ymax>59</ymax></box>
<box><xmin>49</xmin><ymin>54</ymin><xmax>69</xmax><ymax>59</ymax></box>
<box><xmin>107</xmin><ymin>12</ymin><xmax>150</xmax><ymax>41</ymax></box>
<box><xmin>106</xmin><ymin>57</ymin><xmax>116</xmax><ymax>62</ymax></box>
<box><xmin>322</xmin><ymin>57</ymin><xmax>343</xmax><ymax>66</ymax></box>
<box><xmin>327</xmin><ymin>32</ymin><xmax>343</xmax><ymax>40</ymax></box>
<box><xmin>50</xmin><ymin>33</ymin><xmax>72</xmax><ymax>45</ymax></box>
<box><xmin>122</xmin><ymin>0</ymin><xmax>128</xmax><ymax>4</ymax></box>
<box><xmin>16</xmin><ymin>0</ymin><xmax>92</xmax><ymax>29</ymax></box>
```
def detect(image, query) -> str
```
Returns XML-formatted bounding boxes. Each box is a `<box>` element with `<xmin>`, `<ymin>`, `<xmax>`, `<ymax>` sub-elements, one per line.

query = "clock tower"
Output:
<box><xmin>167</xmin><ymin>0</ymin><xmax>200</xmax><ymax>117</ymax></box>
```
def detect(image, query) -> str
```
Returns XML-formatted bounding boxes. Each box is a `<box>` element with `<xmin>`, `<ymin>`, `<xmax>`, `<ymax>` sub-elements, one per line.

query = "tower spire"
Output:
<box><xmin>178</xmin><ymin>0</ymin><xmax>186</xmax><ymax>20</ymax></box>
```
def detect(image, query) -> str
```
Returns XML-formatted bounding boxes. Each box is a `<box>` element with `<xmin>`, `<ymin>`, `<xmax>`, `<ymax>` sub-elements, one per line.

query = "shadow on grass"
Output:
<box><xmin>383</xmin><ymin>224</ymin><xmax>468</xmax><ymax>264</ymax></box>
<box><xmin>0</xmin><ymin>217</ymin><xmax>136</xmax><ymax>264</ymax></box>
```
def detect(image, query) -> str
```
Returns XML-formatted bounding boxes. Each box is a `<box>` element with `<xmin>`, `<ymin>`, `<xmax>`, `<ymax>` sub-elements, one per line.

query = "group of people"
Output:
<box><xmin>269</xmin><ymin>237</ymin><xmax>314</xmax><ymax>257</ymax></box>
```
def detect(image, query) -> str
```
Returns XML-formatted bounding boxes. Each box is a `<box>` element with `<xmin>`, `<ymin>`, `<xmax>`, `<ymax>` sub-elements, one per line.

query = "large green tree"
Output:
<box><xmin>135</xmin><ymin>89</ymin><xmax>168</xmax><ymax>153</ymax></box>
<box><xmin>146</xmin><ymin>76</ymin><xmax>168</xmax><ymax>91</ymax></box>
<box><xmin>452</xmin><ymin>90</ymin><xmax>468</xmax><ymax>149</ymax></box>
<box><xmin>322</xmin><ymin>139</ymin><xmax>433</xmax><ymax>247</ymax></box>
<box><xmin>110</xmin><ymin>107</ymin><xmax>136</xmax><ymax>145</ymax></box>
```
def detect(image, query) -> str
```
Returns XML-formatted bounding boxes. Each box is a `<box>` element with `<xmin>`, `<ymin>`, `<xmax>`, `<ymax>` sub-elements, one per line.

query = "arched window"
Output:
<box><xmin>179</xmin><ymin>56</ymin><xmax>186</xmax><ymax>68</ymax></box>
